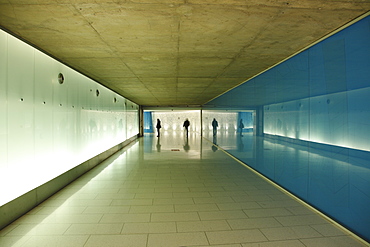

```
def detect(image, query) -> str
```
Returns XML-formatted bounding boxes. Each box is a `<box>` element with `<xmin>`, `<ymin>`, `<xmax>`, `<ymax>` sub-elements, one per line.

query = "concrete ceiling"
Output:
<box><xmin>0</xmin><ymin>1</ymin><xmax>369</xmax><ymax>107</ymax></box>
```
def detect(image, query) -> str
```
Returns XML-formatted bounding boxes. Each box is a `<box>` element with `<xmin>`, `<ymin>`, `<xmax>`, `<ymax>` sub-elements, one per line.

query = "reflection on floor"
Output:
<box><xmin>0</xmin><ymin>131</ymin><xmax>367</xmax><ymax>247</ymax></box>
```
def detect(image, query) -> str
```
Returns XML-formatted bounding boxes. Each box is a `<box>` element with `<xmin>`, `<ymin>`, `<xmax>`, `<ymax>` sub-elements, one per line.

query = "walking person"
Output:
<box><xmin>212</xmin><ymin>118</ymin><xmax>218</xmax><ymax>136</ymax></box>
<box><xmin>183</xmin><ymin>118</ymin><xmax>190</xmax><ymax>137</ymax></box>
<box><xmin>156</xmin><ymin>119</ymin><xmax>161</xmax><ymax>137</ymax></box>
<box><xmin>239</xmin><ymin>119</ymin><xmax>244</xmax><ymax>137</ymax></box>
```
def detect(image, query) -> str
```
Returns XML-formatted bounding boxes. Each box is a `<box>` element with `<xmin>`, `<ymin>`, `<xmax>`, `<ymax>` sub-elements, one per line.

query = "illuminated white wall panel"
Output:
<box><xmin>0</xmin><ymin>29</ymin><xmax>139</xmax><ymax>206</ymax></box>
<box><xmin>127</xmin><ymin>102</ymin><xmax>139</xmax><ymax>138</ymax></box>
<box><xmin>7</xmin><ymin>35</ymin><xmax>36</xmax><ymax>198</ymax></box>
<box><xmin>0</xmin><ymin>31</ymin><xmax>7</xmax><ymax>193</ymax></box>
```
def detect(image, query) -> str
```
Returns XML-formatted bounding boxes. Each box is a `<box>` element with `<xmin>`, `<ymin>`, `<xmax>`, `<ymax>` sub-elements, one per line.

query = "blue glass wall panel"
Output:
<box><xmin>237</xmin><ymin>112</ymin><xmax>253</xmax><ymax>132</ymax></box>
<box><xmin>144</xmin><ymin>111</ymin><xmax>154</xmax><ymax>133</ymax></box>
<box><xmin>203</xmin><ymin>15</ymin><xmax>370</xmax><ymax>241</ymax></box>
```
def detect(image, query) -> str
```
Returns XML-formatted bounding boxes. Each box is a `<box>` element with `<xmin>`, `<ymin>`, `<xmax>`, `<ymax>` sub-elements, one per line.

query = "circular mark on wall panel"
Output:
<box><xmin>58</xmin><ymin>73</ymin><xmax>64</xmax><ymax>84</ymax></box>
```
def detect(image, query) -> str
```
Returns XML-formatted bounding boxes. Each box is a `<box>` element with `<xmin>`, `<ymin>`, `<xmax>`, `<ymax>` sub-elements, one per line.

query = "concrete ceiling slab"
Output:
<box><xmin>0</xmin><ymin>0</ymin><xmax>369</xmax><ymax>107</ymax></box>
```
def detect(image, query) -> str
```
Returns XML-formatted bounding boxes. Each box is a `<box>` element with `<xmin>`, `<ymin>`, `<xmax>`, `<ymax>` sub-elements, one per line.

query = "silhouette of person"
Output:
<box><xmin>156</xmin><ymin>119</ymin><xmax>161</xmax><ymax>137</ymax></box>
<box><xmin>183</xmin><ymin>118</ymin><xmax>190</xmax><ymax>137</ymax></box>
<box><xmin>212</xmin><ymin>118</ymin><xmax>218</xmax><ymax>136</ymax></box>
<box><xmin>239</xmin><ymin>119</ymin><xmax>244</xmax><ymax>137</ymax></box>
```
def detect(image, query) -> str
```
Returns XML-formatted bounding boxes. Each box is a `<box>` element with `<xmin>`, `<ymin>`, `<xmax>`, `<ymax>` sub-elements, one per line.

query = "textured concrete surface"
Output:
<box><xmin>0</xmin><ymin>0</ymin><xmax>369</xmax><ymax>106</ymax></box>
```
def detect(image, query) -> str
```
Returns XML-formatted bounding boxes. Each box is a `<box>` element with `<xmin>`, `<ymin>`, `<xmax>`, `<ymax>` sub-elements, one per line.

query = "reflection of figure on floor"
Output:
<box><xmin>183</xmin><ymin>118</ymin><xmax>190</xmax><ymax>137</ymax></box>
<box><xmin>239</xmin><ymin>119</ymin><xmax>244</xmax><ymax>137</ymax></box>
<box><xmin>237</xmin><ymin>135</ymin><xmax>244</xmax><ymax>152</ymax></box>
<box><xmin>183</xmin><ymin>137</ymin><xmax>190</xmax><ymax>152</ymax></box>
<box><xmin>212</xmin><ymin>135</ymin><xmax>218</xmax><ymax>152</ymax></box>
<box><xmin>212</xmin><ymin>118</ymin><xmax>218</xmax><ymax>136</ymax></box>
<box><xmin>156</xmin><ymin>119</ymin><xmax>161</xmax><ymax>137</ymax></box>
<box><xmin>156</xmin><ymin>136</ymin><xmax>161</xmax><ymax>152</ymax></box>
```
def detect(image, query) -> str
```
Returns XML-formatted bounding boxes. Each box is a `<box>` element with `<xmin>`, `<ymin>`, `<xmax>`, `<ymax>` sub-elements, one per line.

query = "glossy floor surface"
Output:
<box><xmin>0</xmin><ymin>132</ymin><xmax>367</xmax><ymax>247</ymax></box>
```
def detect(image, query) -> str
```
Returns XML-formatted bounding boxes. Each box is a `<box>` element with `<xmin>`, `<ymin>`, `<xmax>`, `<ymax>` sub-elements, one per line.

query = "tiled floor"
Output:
<box><xmin>0</xmin><ymin>132</ymin><xmax>367</xmax><ymax>247</ymax></box>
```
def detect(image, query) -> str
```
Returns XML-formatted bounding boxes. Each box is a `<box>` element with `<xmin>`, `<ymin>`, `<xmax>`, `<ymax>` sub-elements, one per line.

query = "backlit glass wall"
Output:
<box><xmin>151</xmin><ymin>110</ymin><xmax>201</xmax><ymax>133</ymax></box>
<box><xmin>203</xmin><ymin>16</ymin><xmax>370</xmax><ymax>241</ymax></box>
<box><xmin>202</xmin><ymin>111</ymin><xmax>238</xmax><ymax>133</ymax></box>
<box><xmin>202</xmin><ymin>110</ymin><xmax>254</xmax><ymax>136</ymax></box>
<box><xmin>0</xmin><ymin>29</ymin><xmax>139</xmax><ymax>206</ymax></box>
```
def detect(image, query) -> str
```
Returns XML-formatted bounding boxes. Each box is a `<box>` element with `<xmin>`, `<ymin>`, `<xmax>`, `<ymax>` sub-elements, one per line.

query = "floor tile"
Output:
<box><xmin>243</xmin><ymin>208</ymin><xmax>293</xmax><ymax>218</ymax></box>
<box><xmin>189</xmin><ymin>186</ymin><xmax>225</xmax><ymax>192</ymax></box>
<box><xmin>31</xmin><ymin>206</ymin><xmax>87</xmax><ymax>215</ymax></box>
<box><xmin>177</xmin><ymin>220</ymin><xmax>231</xmax><ymax>232</ymax></box>
<box><xmin>129</xmin><ymin>204</ymin><xmax>174</xmax><ymax>213</ymax></box>
<box><xmin>217</xmin><ymin>201</ymin><xmax>261</xmax><ymax>211</ymax></box>
<box><xmin>148</xmin><ymin>232</ymin><xmax>208</xmax><ymax>247</ymax></box>
<box><xmin>241</xmin><ymin>240</ymin><xmax>306</xmax><ymax>246</ymax></box>
<box><xmin>84</xmin><ymin>234</ymin><xmax>147</xmax><ymax>247</ymax></box>
<box><xmin>173</xmin><ymin>192</ymin><xmax>211</xmax><ymax>198</ymax></box>
<box><xmin>274</xmin><ymin>214</ymin><xmax>328</xmax><ymax>226</ymax></box>
<box><xmin>153</xmin><ymin>198</ymin><xmax>194</xmax><ymax>205</ymax></box>
<box><xmin>94</xmin><ymin>193</ymin><xmax>135</xmax><ymax>200</ymax></box>
<box><xmin>134</xmin><ymin>192</ymin><xmax>173</xmax><ymax>199</ymax></box>
<box><xmin>111</xmin><ymin>198</ymin><xmax>153</xmax><ymax>206</ymax></box>
<box><xmin>151</xmin><ymin>212</ymin><xmax>200</xmax><ymax>222</ymax></box>
<box><xmin>260</xmin><ymin>225</ymin><xmax>322</xmax><ymax>241</ymax></box>
<box><xmin>154</xmin><ymin>187</ymin><xmax>190</xmax><ymax>193</ymax></box>
<box><xmin>100</xmin><ymin>213</ymin><xmax>150</xmax><ymax>223</ymax></box>
<box><xmin>23</xmin><ymin>235</ymin><xmax>89</xmax><ymax>247</ymax></box>
<box><xmin>83</xmin><ymin>205</ymin><xmax>130</xmax><ymax>214</ymax></box>
<box><xmin>6</xmin><ymin>224</ymin><xmax>70</xmax><ymax>236</ymax></box>
<box><xmin>199</xmin><ymin>210</ymin><xmax>248</xmax><ymax>221</ymax></box>
<box><xmin>64</xmin><ymin>223</ymin><xmax>123</xmax><ymax>235</ymax></box>
<box><xmin>193</xmin><ymin>196</ymin><xmax>234</xmax><ymax>204</ymax></box>
<box><xmin>121</xmin><ymin>222</ymin><xmax>176</xmax><ymax>234</ymax></box>
<box><xmin>206</xmin><ymin>229</ymin><xmax>267</xmax><ymax>245</ymax></box>
<box><xmin>310</xmin><ymin>223</ymin><xmax>348</xmax><ymax>237</ymax></box>
<box><xmin>227</xmin><ymin>217</ymin><xmax>282</xmax><ymax>230</ymax></box>
<box><xmin>285</xmin><ymin>206</ymin><xmax>316</xmax><ymax>215</ymax></box>
<box><xmin>174</xmin><ymin>203</ymin><xmax>219</xmax><ymax>212</ymax></box>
